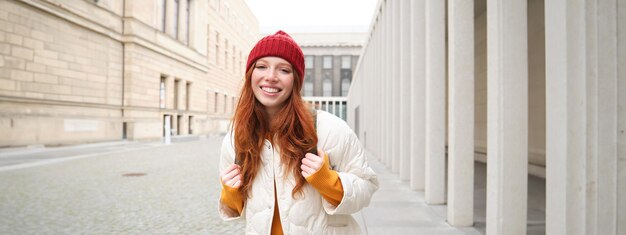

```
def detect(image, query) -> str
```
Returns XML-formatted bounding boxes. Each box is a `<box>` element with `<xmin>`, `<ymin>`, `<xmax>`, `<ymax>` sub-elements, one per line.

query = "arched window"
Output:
<box><xmin>341</xmin><ymin>78</ymin><xmax>351</xmax><ymax>96</ymax></box>
<box><xmin>323</xmin><ymin>79</ymin><xmax>332</xmax><ymax>97</ymax></box>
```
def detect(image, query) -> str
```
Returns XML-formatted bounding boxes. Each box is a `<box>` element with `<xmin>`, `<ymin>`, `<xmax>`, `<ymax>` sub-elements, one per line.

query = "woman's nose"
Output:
<box><xmin>264</xmin><ymin>69</ymin><xmax>278</xmax><ymax>81</ymax></box>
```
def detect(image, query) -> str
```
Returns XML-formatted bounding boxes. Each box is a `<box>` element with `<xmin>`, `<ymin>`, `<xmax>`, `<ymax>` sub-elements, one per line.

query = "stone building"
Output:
<box><xmin>291</xmin><ymin>32</ymin><xmax>363</xmax><ymax>120</ymax></box>
<box><xmin>348</xmin><ymin>0</ymin><xmax>625</xmax><ymax>234</ymax></box>
<box><xmin>0</xmin><ymin>0</ymin><xmax>259</xmax><ymax>147</ymax></box>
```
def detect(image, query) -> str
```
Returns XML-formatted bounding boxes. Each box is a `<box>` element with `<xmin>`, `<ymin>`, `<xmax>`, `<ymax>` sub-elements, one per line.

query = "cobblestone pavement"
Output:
<box><xmin>0</xmin><ymin>136</ymin><xmax>245</xmax><ymax>234</ymax></box>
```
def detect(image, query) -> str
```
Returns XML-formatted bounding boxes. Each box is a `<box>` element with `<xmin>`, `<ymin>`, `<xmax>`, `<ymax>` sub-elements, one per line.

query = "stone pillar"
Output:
<box><xmin>398</xmin><ymin>0</ymin><xmax>411</xmax><ymax>180</ymax></box>
<box><xmin>585</xmin><ymin>1</ymin><xmax>598</xmax><ymax>233</ymax></box>
<box><xmin>372</xmin><ymin>13</ymin><xmax>387</xmax><ymax>162</ymax></box>
<box><xmin>545</xmin><ymin>0</ymin><xmax>585</xmax><ymax>234</ymax></box>
<box><xmin>424</xmin><ymin>0</ymin><xmax>446</xmax><ymax>204</ymax></box>
<box><xmin>390</xmin><ymin>0</ymin><xmax>400</xmax><ymax>174</ymax></box>
<box><xmin>618</xmin><ymin>0</ymin><xmax>626</xmax><ymax>232</ymax></box>
<box><xmin>486</xmin><ymin>0</ymin><xmax>528</xmax><ymax>234</ymax></box>
<box><xmin>409</xmin><ymin>0</ymin><xmax>426</xmax><ymax>190</ymax></box>
<box><xmin>383</xmin><ymin>1</ymin><xmax>392</xmax><ymax>167</ymax></box>
<box><xmin>447</xmin><ymin>0</ymin><xmax>474</xmax><ymax>226</ymax></box>
<box><xmin>380</xmin><ymin>2</ymin><xmax>387</xmax><ymax>164</ymax></box>
<box><xmin>596</xmin><ymin>1</ymin><xmax>618</xmax><ymax>233</ymax></box>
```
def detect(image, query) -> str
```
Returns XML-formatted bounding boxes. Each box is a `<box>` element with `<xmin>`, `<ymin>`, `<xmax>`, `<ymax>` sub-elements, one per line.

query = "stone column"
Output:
<box><xmin>383</xmin><ymin>1</ymin><xmax>392</xmax><ymax>167</ymax></box>
<box><xmin>379</xmin><ymin>2</ymin><xmax>387</xmax><ymax>164</ymax></box>
<box><xmin>586</xmin><ymin>0</ymin><xmax>619</xmax><ymax>234</ymax></box>
<box><xmin>486</xmin><ymin>0</ymin><xmax>528</xmax><ymax>234</ymax></box>
<box><xmin>398</xmin><ymin>0</ymin><xmax>411</xmax><ymax>180</ymax></box>
<box><xmin>424</xmin><ymin>0</ymin><xmax>446</xmax><ymax>204</ymax></box>
<box><xmin>546</xmin><ymin>0</ymin><xmax>584</xmax><ymax>234</ymax></box>
<box><xmin>409</xmin><ymin>0</ymin><xmax>426</xmax><ymax>190</ymax></box>
<box><xmin>596</xmin><ymin>1</ymin><xmax>618</xmax><ymax>233</ymax></box>
<box><xmin>618</xmin><ymin>1</ymin><xmax>626</xmax><ymax>232</ymax></box>
<box><xmin>391</xmin><ymin>0</ymin><xmax>400</xmax><ymax>174</ymax></box>
<box><xmin>376</xmin><ymin>17</ymin><xmax>384</xmax><ymax>161</ymax></box>
<box><xmin>447</xmin><ymin>0</ymin><xmax>474</xmax><ymax>226</ymax></box>
<box><xmin>585</xmin><ymin>1</ymin><xmax>598</xmax><ymax>233</ymax></box>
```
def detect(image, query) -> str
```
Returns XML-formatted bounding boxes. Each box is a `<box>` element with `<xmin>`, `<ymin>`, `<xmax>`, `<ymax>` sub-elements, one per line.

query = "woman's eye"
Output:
<box><xmin>255</xmin><ymin>65</ymin><xmax>267</xmax><ymax>69</ymax></box>
<box><xmin>280</xmin><ymin>69</ymin><xmax>292</xmax><ymax>74</ymax></box>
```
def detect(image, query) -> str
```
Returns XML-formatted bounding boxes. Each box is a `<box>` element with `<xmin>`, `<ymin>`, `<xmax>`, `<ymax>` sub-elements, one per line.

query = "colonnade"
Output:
<box><xmin>346</xmin><ymin>0</ymin><xmax>625</xmax><ymax>234</ymax></box>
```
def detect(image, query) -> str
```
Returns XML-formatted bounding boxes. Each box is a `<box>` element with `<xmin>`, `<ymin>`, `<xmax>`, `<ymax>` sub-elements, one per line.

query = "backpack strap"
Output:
<box><xmin>309</xmin><ymin>108</ymin><xmax>318</xmax><ymax>155</ymax></box>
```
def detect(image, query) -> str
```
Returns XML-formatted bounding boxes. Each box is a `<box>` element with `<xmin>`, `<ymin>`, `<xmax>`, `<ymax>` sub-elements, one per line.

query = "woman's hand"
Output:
<box><xmin>220</xmin><ymin>164</ymin><xmax>242</xmax><ymax>188</ymax></box>
<box><xmin>301</xmin><ymin>149</ymin><xmax>326</xmax><ymax>178</ymax></box>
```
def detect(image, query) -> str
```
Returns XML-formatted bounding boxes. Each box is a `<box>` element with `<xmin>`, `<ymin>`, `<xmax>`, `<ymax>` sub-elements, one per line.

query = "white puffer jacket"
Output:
<box><xmin>218</xmin><ymin>110</ymin><xmax>379</xmax><ymax>234</ymax></box>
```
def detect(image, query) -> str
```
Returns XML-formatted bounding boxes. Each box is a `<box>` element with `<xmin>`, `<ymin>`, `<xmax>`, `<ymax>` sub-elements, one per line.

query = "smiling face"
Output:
<box><xmin>251</xmin><ymin>56</ymin><xmax>295</xmax><ymax>117</ymax></box>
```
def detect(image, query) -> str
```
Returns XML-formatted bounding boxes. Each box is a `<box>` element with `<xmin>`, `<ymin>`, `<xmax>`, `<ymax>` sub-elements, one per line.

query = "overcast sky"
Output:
<box><xmin>243</xmin><ymin>0</ymin><xmax>378</xmax><ymax>33</ymax></box>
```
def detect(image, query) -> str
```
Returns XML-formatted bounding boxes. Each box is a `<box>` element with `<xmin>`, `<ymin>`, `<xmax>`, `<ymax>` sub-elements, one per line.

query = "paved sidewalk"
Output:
<box><xmin>0</xmin><ymin>136</ymin><xmax>244</xmax><ymax>234</ymax></box>
<box><xmin>0</xmin><ymin>136</ymin><xmax>490</xmax><ymax>234</ymax></box>
<box><xmin>358</xmin><ymin>153</ymin><xmax>482</xmax><ymax>235</ymax></box>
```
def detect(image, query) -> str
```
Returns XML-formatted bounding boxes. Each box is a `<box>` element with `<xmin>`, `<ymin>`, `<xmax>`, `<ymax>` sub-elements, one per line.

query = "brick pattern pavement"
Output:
<box><xmin>0</xmin><ymin>137</ymin><xmax>245</xmax><ymax>234</ymax></box>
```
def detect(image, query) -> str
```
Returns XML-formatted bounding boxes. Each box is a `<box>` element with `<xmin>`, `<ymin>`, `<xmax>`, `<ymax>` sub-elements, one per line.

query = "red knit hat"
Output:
<box><xmin>246</xmin><ymin>30</ymin><xmax>305</xmax><ymax>81</ymax></box>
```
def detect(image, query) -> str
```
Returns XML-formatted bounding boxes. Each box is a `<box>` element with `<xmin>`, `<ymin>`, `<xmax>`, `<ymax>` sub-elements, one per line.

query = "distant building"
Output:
<box><xmin>0</xmin><ymin>0</ymin><xmax>259</xmax><ymax>147</ymax></box>
<box><xmin>290</xmin><ymin>32</ymin><xmax>365</xmax><ymax>120</ymax></box>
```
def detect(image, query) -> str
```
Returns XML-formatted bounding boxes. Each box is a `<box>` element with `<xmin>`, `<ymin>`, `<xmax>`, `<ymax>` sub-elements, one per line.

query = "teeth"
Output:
<box><xmin>261</xmin><ymin>87</ymin><xmax>280</xmax><ymax>93</ymax></box>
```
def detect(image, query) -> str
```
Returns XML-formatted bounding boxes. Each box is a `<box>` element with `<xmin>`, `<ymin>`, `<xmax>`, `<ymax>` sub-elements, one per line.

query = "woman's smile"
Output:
<box><xmin>260</xmin><ymin>86</ymin><xmax>282</xmax><ymax>94</ymax></box>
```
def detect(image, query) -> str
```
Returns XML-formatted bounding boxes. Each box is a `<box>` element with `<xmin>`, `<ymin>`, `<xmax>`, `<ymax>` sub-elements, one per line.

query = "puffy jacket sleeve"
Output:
<box><xmin>319</xmin><ymin>114</ymin><xmax>379</xmax><ymax>215</ymax></box>
<box><xmin>217</xmin><ymin>131</ymin><xmax>246</xmax><ymax>221</ymax></box>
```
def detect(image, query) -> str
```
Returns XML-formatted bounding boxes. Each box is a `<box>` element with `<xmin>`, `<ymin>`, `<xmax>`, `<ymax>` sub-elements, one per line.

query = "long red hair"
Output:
<box><xmin>231</xmin><ymin>62</ymin><xmax>317</xmax><ymax>200</ymax></box>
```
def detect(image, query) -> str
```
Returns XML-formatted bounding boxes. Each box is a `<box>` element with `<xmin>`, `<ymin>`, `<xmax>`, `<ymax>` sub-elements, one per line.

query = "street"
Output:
<box><xmin>0</xmin><ymin>136</ymin><xmax>245</xmax><ymax>234</ymax></box>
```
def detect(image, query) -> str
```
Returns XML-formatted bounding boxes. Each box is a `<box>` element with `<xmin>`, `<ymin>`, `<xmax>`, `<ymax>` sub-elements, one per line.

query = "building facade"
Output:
<box><xmin>291</xmin><ymin>32</ymin><xmax>363</xmax><ymax>120</ymax></box>
<box><xmin>348</xmin><ymin>0</ymin><xmax>625</xmax><ymax>234</ymax></box>
<box><xmin>0</xmin><ymin>0</ymin><xmax>259</xmax><ymax>147</ymax></box>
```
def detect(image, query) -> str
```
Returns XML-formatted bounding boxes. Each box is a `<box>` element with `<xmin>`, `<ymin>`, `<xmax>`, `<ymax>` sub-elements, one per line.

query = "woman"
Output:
<box><xmin>218</xmin><ymin>30</ymin><xmax>379</xmax><ymax>234</ymax></box>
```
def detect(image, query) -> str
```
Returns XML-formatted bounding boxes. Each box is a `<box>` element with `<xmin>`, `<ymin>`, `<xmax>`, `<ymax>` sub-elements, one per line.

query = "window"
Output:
<box><xmin>223</xmin><ymin>94</ymin><xmax>228</xmax><ymax>113</ymax></box>
<box><xmin>224</xmin><ymin>40</ymin><xmax>229</xmax><ymax>69</ymax></box>
<box><xmin>341</xmin><ymin>56</ymin><xmax>351</xmax><ymax>69</ymax></box>
<box><xmin>340</xmin><ymin>57</ymin><xmax>352</xmax><ymax>97</ymax></box>
<box><xmin>215</xmin><ymin>33</ymin><xmax>220</xmax><ymax>64</ymax></box>
<box><xmin>173</xmin><ymin>0</ymin><xmax>179</xmax><ymax>38</ymax></box>
<box><xmin>206</xmin><ymin>25</ymin><xmax>211</xmax><ymax>59</ymax></box>
<box><xmin>214</xmin><ymin>92</ymin><xmax>218</xmax><ymax>113</ymax></box>
<box><xmin>341</xmin><ymin>78</ymin><xmax>351</xmax><ymax>96</ymax></box>
<box><xmin>185</xmin><ymin>81</ymin><xmax>191</xmax><ymax>110</ymax></box>
<box><xmin>231</xmin><ymin>97</ymin><xmax>235</xmax><ymax>113</ymax></box>
<box><xmin>160</xmin><ymin>75</ymin><xmax>167</xmax><ymax>108</ymax></box>
<box><xmin>174</xmin><ymin>79</ymin><xmax>180</xmax><ymax>109</ymax></box>
<box><xmin>304</xmin><ymin>69</ymin><xmax>314</xmax><ymax>96</ymax></box>
<box><xmin>239</xmin><ymin>51</ymin><xmax>244</xmax><ymax>73</ymax></box>
<box><xmin>160</xmin><ymin>0</ymin><xmax>166</xmax><ymax>32</ymax></box>
<box><xmin>232</xmin><ymin>47</ymin><xmax>236</xmax><ymax>72</ymax></box>
<box><xmin>188</xmin><ymin>116</ymin><xmax>193</xmax><ymax>134</ymax></box>
<box><xmin>176</xmin><ymin>114</ymin><xmax>182</xmax><ymax>135</ymax></box>
<box><xmin>323</xmin><ymin>79</ymin><xmax>332</xmax><ymax>97</ymax></box>
<box><xmin>305</xmin><ymin>56</ymin><xmax>314</xmax><ymax>68</ymax></box>
<box><xmin>323</xmin><ymin>56</ymin><xmax>332</xmax><ymax>69</ymax></box>
<box><xmin>304</xmin><ymin>81</ymin><xmax>313</xmax><ymax>96</ymax></box>
<box><xmin>185</xmin><ymin>0</ymin><xmax>191</xmax><ymax>44</ymax></box>
<box><xmin>207</xmin><ymin>91</ymin><xmax>213</xmax><ymax>112</ymax></box>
